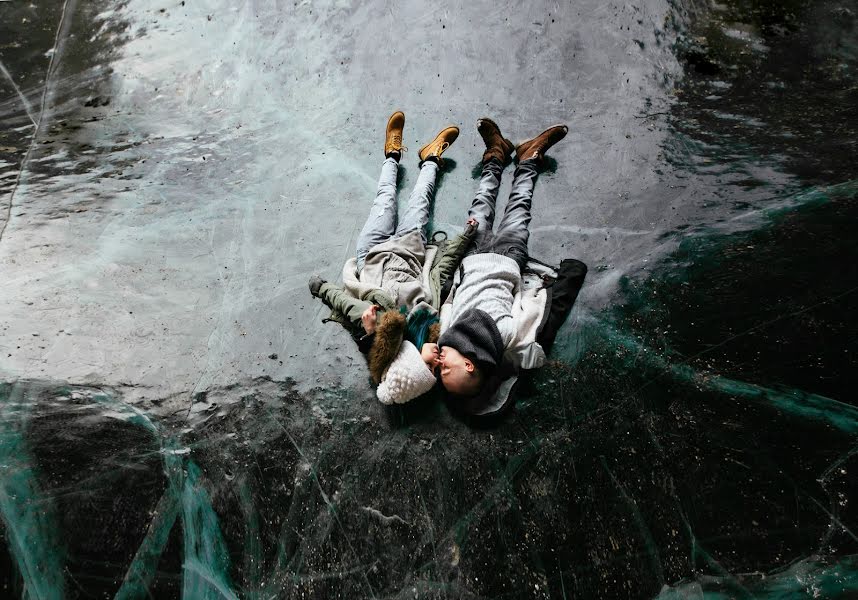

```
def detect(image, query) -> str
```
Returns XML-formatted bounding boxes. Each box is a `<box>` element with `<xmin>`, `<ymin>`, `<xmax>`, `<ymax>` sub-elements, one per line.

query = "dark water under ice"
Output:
<box><xmin>0</xmin><ymin>0</ymin><xmax>857</xmax><ymax>598</ymax></box>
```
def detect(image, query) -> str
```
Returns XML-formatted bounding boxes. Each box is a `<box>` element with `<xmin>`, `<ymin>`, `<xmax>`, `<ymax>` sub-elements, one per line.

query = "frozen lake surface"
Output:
<box><xmin>0</xmin><ymin>0</ymin><xmax>856</xmax><ymax>597</ymax></box>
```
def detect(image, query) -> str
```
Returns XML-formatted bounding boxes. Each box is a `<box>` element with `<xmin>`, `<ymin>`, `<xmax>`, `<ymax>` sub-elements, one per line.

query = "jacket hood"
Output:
<box><xmin>368</xmin><ymin>311</ymin><xmax>406</xmax><ymax>384</ymax></box>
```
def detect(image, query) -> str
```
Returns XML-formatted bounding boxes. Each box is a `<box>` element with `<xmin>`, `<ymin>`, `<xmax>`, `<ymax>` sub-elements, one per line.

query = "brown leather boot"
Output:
<box><xmin>418</xmin><ymin>126</ymin><xmax>459</xmax><ymax>164</ymax></box>
<box><xmin>477</xmin><ymin>118</ymin><xmax>514</xmax><ymax>164</ymax></box>
<box><xmin>384</xmin><ymin>111</ymin><xmax>406</xmax><ymax>158</ymax></box>
<box><xmin>515</xmin><ymin>124</ymin><xmax>568</xmax><ymax>162</ymax></box>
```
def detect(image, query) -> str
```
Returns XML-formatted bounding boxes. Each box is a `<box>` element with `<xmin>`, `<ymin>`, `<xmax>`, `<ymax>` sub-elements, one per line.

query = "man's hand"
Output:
<box><xmin>361</xmin><ymin>305</ymin><xmax>378</xmax><ymax>334</ymax></box>
<box><xmin>465</xmin><ymin>217</ymin><xmax>479</xmax><ymax>234</ymax></box>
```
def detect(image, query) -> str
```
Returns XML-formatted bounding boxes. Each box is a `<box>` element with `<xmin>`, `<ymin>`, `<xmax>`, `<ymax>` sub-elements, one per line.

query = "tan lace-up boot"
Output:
<box><xmin>477</xmin><ymin>118</ymin><xmax>514</xmax><ymax>164</ymax></box>
<box><xmin>384</xmin><ymin>111</ymin><xmax>406</xmax><ymax>158</ymax></box>
<box><xmin>515</xmin><ymin>124</ymin><xmax>568</xmax><ymax>162</ymax></box>
<box><xmin>418</xmin><ymin>126</ymin><xmax>459</xmax><ymax>165</ymax></box>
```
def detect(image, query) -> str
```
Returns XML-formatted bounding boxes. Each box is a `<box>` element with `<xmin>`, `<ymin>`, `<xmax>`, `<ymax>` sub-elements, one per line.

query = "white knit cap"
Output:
<box><xmin>376</xmin><ymin>341</ymin><xmax>437</xmax><ymax>405</ymax></box>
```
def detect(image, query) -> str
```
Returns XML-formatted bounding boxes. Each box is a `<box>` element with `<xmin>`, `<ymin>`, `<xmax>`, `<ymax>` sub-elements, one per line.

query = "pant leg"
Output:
<box><xmin>356</xmin><ymin>157</ymin><xmax>399</xmax><ymax>272</ymax></box>
<box><xmin>319</xmin><ymin>282</ymin><xmax>372</xmax><ymax>328</ymax></box>
<box><xmin>489</xmin><ymin>158</ymin><xmax>539</xmax><ymax>270</ymax></box>
<box><xmin>394</xmin><ymin>160</ymin><xmax>439</xmax><ymax>243</ymax></box>
<box><xmin>467</xmin><ymin>158</ymin><xmax>504</xmax><ymax>255</ymax></box>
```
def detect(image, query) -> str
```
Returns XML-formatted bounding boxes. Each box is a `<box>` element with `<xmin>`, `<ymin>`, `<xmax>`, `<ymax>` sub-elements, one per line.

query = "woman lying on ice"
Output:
<box><xmin>309</xmin><ymin>111</ymin><xmax>476</xmax><ymax>405</ymax></box>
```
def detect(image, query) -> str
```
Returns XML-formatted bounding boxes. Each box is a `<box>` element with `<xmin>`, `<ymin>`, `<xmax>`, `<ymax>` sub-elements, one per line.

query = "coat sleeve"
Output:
<box><xmin>536</xmin><ymin>259</ymin><xmax>588</xmax><ymax>353</ymax></box>
<box><xmin>318</xmin><ymin>282</ymin><xmax>373</xmax><ymax>329</ymax></box>
<box><xmin>430</xmin><ymin>223</ymin><xmax>477</xmax><ymax>306</ymax></box>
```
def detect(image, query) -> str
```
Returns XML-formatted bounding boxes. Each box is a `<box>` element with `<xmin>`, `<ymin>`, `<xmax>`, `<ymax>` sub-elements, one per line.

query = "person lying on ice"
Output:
<box><xmin>309</xmin><ymin>111</ymin><xmax>477</xmax><ymax>405</ymax></box>
<box><xmin>436</xmin><ymin>119</ymin><xmax>588</xmax><ymax>417</ymax></box>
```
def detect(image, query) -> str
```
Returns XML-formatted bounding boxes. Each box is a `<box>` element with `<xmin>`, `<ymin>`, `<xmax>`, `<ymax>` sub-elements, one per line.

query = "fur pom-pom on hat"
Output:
<box><xmin>376</xmin><ymin>341</ymin><xmax>437</xmax><ymax>405</ymax></box>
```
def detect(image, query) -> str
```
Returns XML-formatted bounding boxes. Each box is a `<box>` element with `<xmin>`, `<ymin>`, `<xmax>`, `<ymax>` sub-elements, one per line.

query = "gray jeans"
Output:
<box><xmin>356</xmin><ymin>158</ymin><xmax>438</xmax><ymax>272</ymax></box>
<box><xmin>467</xmin><ymin>158</ymin><xmax>539</xmax><ymax>270</ymax></box>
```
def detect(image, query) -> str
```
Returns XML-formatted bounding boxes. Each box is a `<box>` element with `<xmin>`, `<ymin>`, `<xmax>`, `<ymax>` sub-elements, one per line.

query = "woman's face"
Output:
<box><xmin>420</xmin><ymin>342</ymin><xmax>441</xmax><ymax>370</ymax></box>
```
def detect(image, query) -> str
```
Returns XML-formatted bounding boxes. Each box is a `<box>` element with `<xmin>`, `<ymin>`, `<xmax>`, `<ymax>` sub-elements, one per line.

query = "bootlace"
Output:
<box><xmin>390</xmin><ymin>134</ymin><xmax>407</xmax><ymax>152</ymax></box>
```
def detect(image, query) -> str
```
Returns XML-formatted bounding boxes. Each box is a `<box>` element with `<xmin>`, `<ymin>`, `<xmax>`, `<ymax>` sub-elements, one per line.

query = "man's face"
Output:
<box><xmin>438</xmin><ymin>346</ymin><xmax>478</xmax><ymax>395</ymax></box>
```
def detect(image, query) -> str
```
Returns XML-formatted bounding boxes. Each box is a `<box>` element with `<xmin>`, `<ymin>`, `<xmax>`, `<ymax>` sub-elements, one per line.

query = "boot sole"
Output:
<box><xmin>516</xmin><ymin>123</ymin><xmax>568</xmax><ymax>146</ymax></box>
<box><xmin>477</xmin><ymin>118</ymin><xmax>514</xmax><ymax>156</ymax></box>
<box><xmin>515</xmin><ymin>124</ymin><xmax>569</xmax><ymax>158</ymax></box>
<box><xmin>418</xmin><ymin>126</ymin><xmax>459</xmax><ymax>161</ymax></box>
<box><xmin>477</xmin><ymin>117</ymin><xmax>500</xmax><ymax>132</ymax></box>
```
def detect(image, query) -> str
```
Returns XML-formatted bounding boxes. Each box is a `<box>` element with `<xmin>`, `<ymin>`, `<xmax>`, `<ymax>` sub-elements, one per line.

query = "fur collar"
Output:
<box><xmin>368</xmin><ymin>311</ymin><xmax>406</xmax><ymax>384</ymax></box>
<box><xmin>367</xmin><ymin>312</ymin><xmax>441</xmax><ymax>384</ymax></box>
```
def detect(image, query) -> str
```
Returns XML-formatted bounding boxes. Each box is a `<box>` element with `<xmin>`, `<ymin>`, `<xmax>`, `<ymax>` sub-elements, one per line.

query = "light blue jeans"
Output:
<box><xmin>356</xmin><ymin>158</ymin><xmax>439</xmax><ymax>272</ymax></box>
<box><xmin>467</xmin><ymin>158</ymin><xmax>540</xmax><ymax>271</ymax></box>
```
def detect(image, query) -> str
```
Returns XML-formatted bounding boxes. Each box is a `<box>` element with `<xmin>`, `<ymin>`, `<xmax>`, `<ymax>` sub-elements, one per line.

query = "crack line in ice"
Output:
<box><xmin>803</xmin><ymin>493</ymin><xmax>858</xmax><ymax>545</ymax></box>
<box><xmin>0</xmin><ymin>384</ymin><xmax>65</xmax><ymax>600</ymax></box>
<box><xmin>627</xmin><ymin>282</ymin><xmax>858</xmax><ymax>398</ymax></box>
<box><xmin>271</xmin><ymin>410</ymin><xmax>380</xmax><ymax>599</ymax></box>
<box><xmin>361</xmin><ymin>505</ymin><xmax>409</xmax><ymax>526</ymax></box>
<box><xmin>50</xmin><ymin>387</ymin><xmax>242</xmax><ymax>600</ymax></box>
<box><xmin>599</xmin><ymin>324</ymin><xmax>858</xmax><ymax>435</ymax></box>
<box><xmin>0</xmin><ymin>61</ymin><xmax>36</xmax><ymax>126</ymax></box>
<box><xmin>601</xmin><ymin>456</ymin><xmax>665</xmax><ymax>588</ymax></box>
<box><xmin>0</xmin><ymin>0</ymin><xmax>77</xmax><ymax>245</ymax></box>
